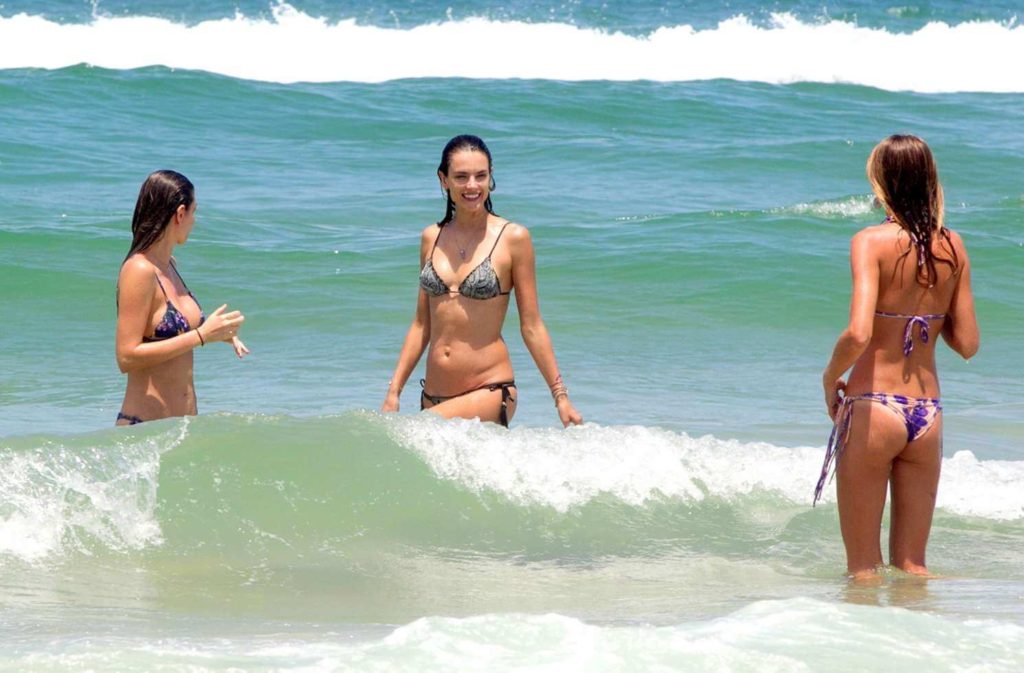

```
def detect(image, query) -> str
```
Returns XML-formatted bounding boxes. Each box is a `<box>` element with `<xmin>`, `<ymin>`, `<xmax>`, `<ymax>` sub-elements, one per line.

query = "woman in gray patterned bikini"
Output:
<box><xmin>381</xmin><ymin>135</ymin><xmax>582</xmax><ymax>428</ymax></box>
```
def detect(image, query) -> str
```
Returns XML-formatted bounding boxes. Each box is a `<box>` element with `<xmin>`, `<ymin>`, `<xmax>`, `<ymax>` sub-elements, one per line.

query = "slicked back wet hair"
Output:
<box><xmin>437</xmin><ymin>135</ymin><xmax>497</xmax><ymax>226</ymax></box>
<box><xmin>125</xmin><ymin>170</ymin><xmax>194</xmax><ymax>261</ymax></box>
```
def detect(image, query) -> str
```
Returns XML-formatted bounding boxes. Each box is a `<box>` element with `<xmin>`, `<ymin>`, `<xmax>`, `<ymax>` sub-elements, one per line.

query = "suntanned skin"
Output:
<box><xmin>382</xmin><ymin>149</ymin><xmax>582</xmax><ymax>427</ymax></box>
<box><xmin>822</xmin><ymin>220</ymin><xmax>978</xmax><ymax>583</ymax></box>
<box><xmin>115</xmin><ymin>200</ymin><xmax>249</xmax><ymax>424</ymax></box>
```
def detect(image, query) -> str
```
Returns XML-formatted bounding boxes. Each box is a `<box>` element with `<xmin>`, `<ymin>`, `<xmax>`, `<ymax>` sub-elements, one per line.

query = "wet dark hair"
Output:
<box><xmin>125</xmin><ymin>170</ymin><xmax>194</xmax><ymax>261</ymax></box>
<box><xmin>867</xmin><ymin>134</ymin><xmax>958</xmax><ymax>286</ymax></box>
<box><xmin>437</xmin><ymin>134</ymin><xmax>497</xmax><ymax>226</ymax></box>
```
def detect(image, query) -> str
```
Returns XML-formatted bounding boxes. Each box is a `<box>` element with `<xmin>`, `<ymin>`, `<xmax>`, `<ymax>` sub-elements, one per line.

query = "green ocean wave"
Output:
<box><xmin>2</xmin><ymin>414</ymin><xmax>1021</xmax><ymax>572</ymax></box>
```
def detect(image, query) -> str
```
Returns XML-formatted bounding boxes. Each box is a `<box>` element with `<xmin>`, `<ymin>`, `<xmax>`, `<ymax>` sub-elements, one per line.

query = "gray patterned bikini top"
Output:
<box><xmin>419</xmin><ymin>222</ymin><xmax>511</xmax><ymax>300</ymax></box>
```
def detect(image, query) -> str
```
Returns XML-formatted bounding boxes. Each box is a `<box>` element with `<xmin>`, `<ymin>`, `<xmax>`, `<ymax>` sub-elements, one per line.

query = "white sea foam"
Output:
<box><xmin>353</xmin><ymin>601</ymin><xmax>1024</xmax><ymax>673</ymax></box>
<box><xmin>390</xmin><ymin>418</ymin><xmax>1024</xmax><ymax>520</ymax></box>
<box><xmin>0</xmin><ymin>421</ymin><xmax>187</xmax><ymax>562</ymax></box>
<box><xmin>1</xmin><ymin>6</ymin><xmax>1023</xmax><ymax>91</ymax></box>
<box><xmin>785</xmin><ymin>195</ymin><xmax>876</xmax><ymax>218</ymax></box>
<box><xmin>6</xmin><ymin>599</ymin><xmax>1021</xmax><ymax>671</ymax></box>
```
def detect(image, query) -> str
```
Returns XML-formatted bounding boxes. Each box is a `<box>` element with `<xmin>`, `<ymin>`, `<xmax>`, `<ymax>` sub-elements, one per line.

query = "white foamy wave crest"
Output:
<box><xmin>7</xmin><ymin>599</ymin><xmax>1023</xmax><ymax>670</ymax></box>
<box><xmin>343</xmin><ymin>600</ymin><xmax>1024</xmax><ymax>672</ymax></box>
<box><xmin>389</xmin><ymin>418</ymin><xmax>1024</xmax><ymax>520</ymax></box>
<box><xmin>390</xmin><ymin>419</ymin><xmax>821</xmax><ymax>512</ymax></box>
<box><xmin>1</xmin><ymin>6</ymin><xmax>1023</xmax><ymax>91</ymax></box>
<box><xmin>940</xmin><ymin>450</ymin><xmax>1024</xmax><ymax>520</ymax></box>
<box><xmin>784</xmin><ymin>195</ymin><xmax>876</xmax><ymax>219</ymax></box>
<box><xmin>0</xmin><ymin>421</ymin><xmax>188</xmax><ymax>562</ymax></box>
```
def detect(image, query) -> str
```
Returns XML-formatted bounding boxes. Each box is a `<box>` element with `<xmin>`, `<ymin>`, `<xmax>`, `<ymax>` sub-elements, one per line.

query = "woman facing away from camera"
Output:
<box><xmin>382</xmin><ymin>135</ymin><xmax>583</xmax><ymax>427</ymax></box>
<box><xmin>817</xmin><ymin>135</ymin><xmax>979</xmax><ymax>582</ymax></box>
<box><xmin>115</xmin><ymin>170</ymin><xmax>249</xmax><ymax>425</ymax></box>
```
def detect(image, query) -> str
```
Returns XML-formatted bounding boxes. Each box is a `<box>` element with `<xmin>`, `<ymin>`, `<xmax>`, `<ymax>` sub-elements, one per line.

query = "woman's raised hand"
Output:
<box><xmin>198</xmin><ymin>304</ymin><xmax>246</xmax><ymax>349</ymax></box>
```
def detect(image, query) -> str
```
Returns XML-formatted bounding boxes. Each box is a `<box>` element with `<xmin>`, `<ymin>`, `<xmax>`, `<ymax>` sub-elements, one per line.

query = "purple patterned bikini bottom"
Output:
<box><xmin>813</xmin><ymin>392</ymin><xmax>942</xmax><ymax>505</ymax></box>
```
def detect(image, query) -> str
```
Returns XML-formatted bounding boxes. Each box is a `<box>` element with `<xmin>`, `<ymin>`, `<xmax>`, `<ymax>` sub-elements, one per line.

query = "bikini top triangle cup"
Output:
<box><xmin>419</xmin><ymin>222</ymin><xmax>511</xmax><ymax>300</ymax></box>
<box><xmin>143</xmin><ymin>262</ymin><xmax>206</xmax><ymax>342</ymax></box>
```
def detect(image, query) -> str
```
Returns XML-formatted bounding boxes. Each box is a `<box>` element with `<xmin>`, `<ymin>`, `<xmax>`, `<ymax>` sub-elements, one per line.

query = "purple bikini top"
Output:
<box><xmin>874</xmin><ymin>311</ymin><xmax>945</xmax><ymax>357</ymax></box>
<box><xmin>143</xmin><ymin>262</ymin><xmax>205</xmax><ymax>342</ymax></box>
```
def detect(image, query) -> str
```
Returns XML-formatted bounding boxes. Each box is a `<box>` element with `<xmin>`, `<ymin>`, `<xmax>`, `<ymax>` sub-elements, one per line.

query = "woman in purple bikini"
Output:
<box><xmin>818</xmin><ymin>135</ymin><xmax>979</xmax><ymax>582</ymax></box>
<box><xmin>381</xmin><ymin>135</ymin><xmax>582</xmax><ymax>427</ymax></box>
<box><xmin>115</xmin><ymin>170</ymin><xmax>249</xmax><ymax>425</ymax></box>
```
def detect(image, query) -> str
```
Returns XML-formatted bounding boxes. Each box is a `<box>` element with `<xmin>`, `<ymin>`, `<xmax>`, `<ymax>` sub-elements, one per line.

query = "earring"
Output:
<box><xmin>489</xmin><ymin>178</ymin><xmax>496</xmax><ymax>191</ymax></box>
<box><xmin>440</xmin><ymin>187</ymin><xmax>449</xmax><ymax>199</ymax></box>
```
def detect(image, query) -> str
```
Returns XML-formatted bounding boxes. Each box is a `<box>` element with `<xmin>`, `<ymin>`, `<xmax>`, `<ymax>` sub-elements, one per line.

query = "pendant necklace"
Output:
<box><xmin>449</xmin><ymin>223</ymin><xmax>472</xmax><ymax>261</ymax></box>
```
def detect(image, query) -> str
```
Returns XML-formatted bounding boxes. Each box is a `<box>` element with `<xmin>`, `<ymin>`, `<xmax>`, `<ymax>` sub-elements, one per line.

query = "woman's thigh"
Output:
<box><xmin>888</xmin><ymin>415</ymin><xmax>943</xmax><ymax>560</ymax></box>
<box><xmin>836</xmin><ymin>401</ymin><xmax>908</xmax><ymax>567</ymax></box>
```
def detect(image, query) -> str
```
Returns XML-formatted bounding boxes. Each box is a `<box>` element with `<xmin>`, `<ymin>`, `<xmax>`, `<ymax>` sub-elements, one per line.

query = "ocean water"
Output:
<box><xmin>1</xmin><ymin>1</ymin><xmax>1023</xmax><ymax>671</ymax></box>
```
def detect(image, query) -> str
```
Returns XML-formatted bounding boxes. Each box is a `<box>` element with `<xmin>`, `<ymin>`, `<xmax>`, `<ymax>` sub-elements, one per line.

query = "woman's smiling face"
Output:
<box><xmin>440</xmin><ymin>149</ymin><xmax>491</xmax><ymax>213</ymax></box>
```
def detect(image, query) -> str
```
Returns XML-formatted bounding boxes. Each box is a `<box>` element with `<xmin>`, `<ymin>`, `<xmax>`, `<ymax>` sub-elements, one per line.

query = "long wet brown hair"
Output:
<box><xmin>124</xmin><ymin>170</ymin><xmax>194</xmax><ymax>262</ymax></box>
<box><xmin>867</xmin><ymin>135</ymin><xmax>958</xmax><ymax>286</ymax></box>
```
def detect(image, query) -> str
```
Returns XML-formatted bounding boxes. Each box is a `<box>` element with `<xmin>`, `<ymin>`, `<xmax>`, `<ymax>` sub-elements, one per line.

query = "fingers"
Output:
<box><xmin>560</xmin><ymin>407</ymin><xmax>583</xmax><ymax>427</ymax></box>
<box><xmin>825</xmin><ymin>378</ymin><xmax>846</xmax><ymax>420</ymax></box>
<box><xmin>217</xmin><ymin>312</ymin><xmax>244</xmax><ymax>330</ymax></box>
<box><xmin>232</xmin><ymin>337</ymin><xmax>250</xmax><ymax>358</ymax></box>
<box><xmin>223</xmin><ymin>316</ymin><xmax>244</xmax><ymax>335</ymax></box>
<box><xmin>209</xmin><ymin>303</ymin><xmax>229</xmax><ymax>317</ymax></box>
<box><xmin>209</xmin><ymin>312</ymin><xmax>245</xmax><ymax>342</ymax></box>
<box><xmin>827</xmin><ymin>391</ymin><xmax>842</xmax><ymax>420</ymax></box>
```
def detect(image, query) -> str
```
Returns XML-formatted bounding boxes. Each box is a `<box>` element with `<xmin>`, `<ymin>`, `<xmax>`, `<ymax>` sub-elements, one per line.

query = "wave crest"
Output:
<box><xmin>2</xmin><ymin>413</ymin><xmax>1021</xmax><ymax>564</ymax></box>
<box><xmin>1</xmin><ymin>7</ymin><xmax>1023</xmax><ymax>91</ymax></box>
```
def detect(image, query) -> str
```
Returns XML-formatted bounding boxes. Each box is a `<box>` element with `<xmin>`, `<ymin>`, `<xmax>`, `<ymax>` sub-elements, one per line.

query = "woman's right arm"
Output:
<box><xmin>116</xmin><ymin>259</ymin><xmax>244</xmax><ymax>372</ymax></box>
<box><xmin>941</xmin><ymin>234</ymin><xmax>980</xmax><ymax>359</ymax></box>
<box><xmin>822</xmin><ymin>229</ymin><xmax>879</xmax><ymax>418</ymax></box>
<box><xmin>381</xmin><ymin>230</ymin><xmax>433</xmax><ymax>412</ymax></box>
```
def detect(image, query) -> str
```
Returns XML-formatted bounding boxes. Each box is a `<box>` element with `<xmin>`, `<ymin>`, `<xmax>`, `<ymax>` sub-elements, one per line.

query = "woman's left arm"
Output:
<box><xmin>822</xmin><ymin>229</ymin><xmax>880</xmax><ymax>419</ymax></box>
<box><xmin>509</xmin><ymin>224</ymin><xmax>583</xmax><ymax>427</ymax></box>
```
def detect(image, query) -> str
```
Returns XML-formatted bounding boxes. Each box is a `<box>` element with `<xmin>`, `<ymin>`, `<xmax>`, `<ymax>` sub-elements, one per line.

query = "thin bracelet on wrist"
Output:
<box><xmin>196</xmin><ymin>329</ymin><xmax>205</xmax><ymax>347</ymax></box>
<box><xmin>549</xmin><ymin>374</ymin><xmax>569</xmax><ymax>405</ymax></box>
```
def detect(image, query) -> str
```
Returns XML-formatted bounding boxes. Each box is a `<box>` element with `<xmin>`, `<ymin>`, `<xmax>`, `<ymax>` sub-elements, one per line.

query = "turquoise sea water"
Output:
<box><xmin>1</xmin><ymin>1</ymin><xmax>1023</xmax><ymax>671</ymax></box>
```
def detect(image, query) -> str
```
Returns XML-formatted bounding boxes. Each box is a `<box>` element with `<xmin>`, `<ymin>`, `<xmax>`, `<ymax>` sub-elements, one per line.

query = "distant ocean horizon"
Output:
<box><xmin>2</xmin><ymin>1</ymin><xmax>1023</xmax><ymax>670</ymax></box>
